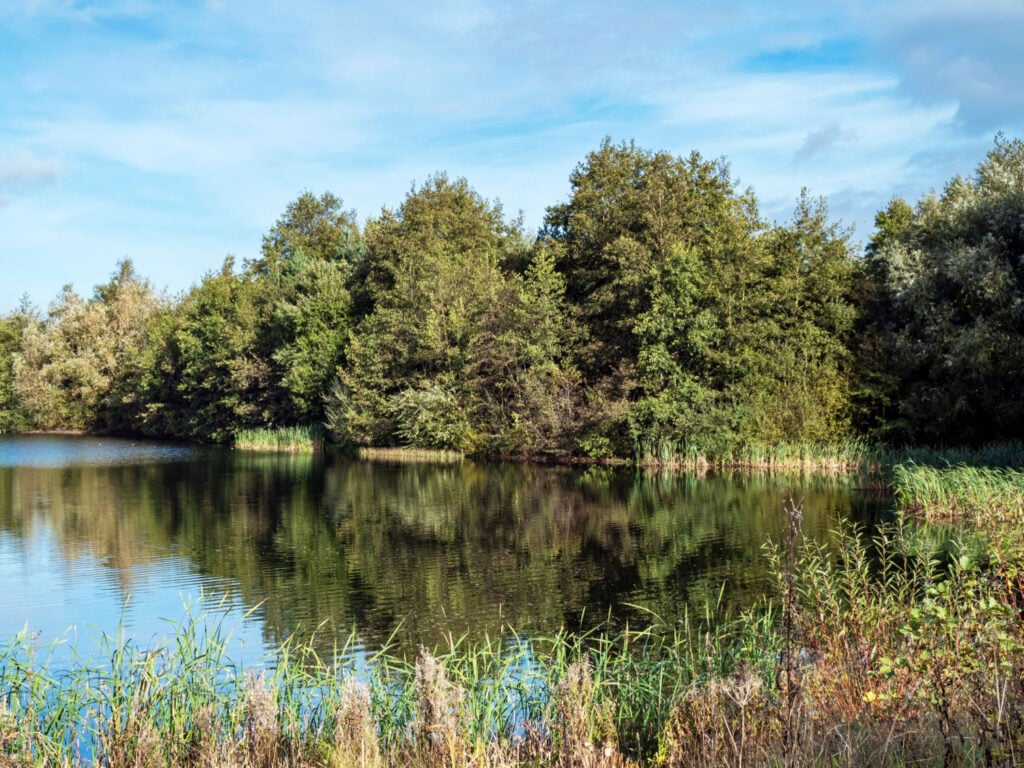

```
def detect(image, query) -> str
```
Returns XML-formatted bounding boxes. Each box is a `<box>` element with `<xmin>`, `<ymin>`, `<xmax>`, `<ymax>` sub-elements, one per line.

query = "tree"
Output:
<box><xmin>466</xmin><ymin>244</ymin><xmax>580</xmax><ymax>454</ymax></box>
<box><xmin>249</xmin><ymin>191</ymin><xmax>363</xmax><ymax>276</ymax></box>
<box><xmin>742</xmin><ymin>192</ymin><xmax>858</xmax><ymax>443</ymax></box>
<box><xmin>543</xmin><ymin>138</ymin><xmax>757</xmax><ymax>382</ymax></box>
<box><xmin>12</xmin><ymin>261</ymin><xmax>162</xmax><ymax>431</ymax></box>
<box><xmin>0</xmin><ymin>298</ymin><xmax>36</xmax><ymax>433</ymax></box>
<box><xmin>267</xmin><ymin>257</ymin><xmax>352</xmax><ymax>424</ymax></box>
<box><xmin>858</xmin><ymin>135</ymin><xmax>1024</xmax><ymax>443</ymax></box>
<box><xmin>544</xmin><ymin>139</ymin><xmax>774</xmax><ymax>454</ymax></box>
<box><xmin>332</xmin><ymin>174</ymin><xmax>516</xmax><ymax>449</ymax></box>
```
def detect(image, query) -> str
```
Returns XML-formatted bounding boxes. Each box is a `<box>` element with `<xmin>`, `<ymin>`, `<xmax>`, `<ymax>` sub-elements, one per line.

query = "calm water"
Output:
<box><xmin>0</xmin><ymin>435</ymin><xmax>891</xmax><ymax>663</ymax></box>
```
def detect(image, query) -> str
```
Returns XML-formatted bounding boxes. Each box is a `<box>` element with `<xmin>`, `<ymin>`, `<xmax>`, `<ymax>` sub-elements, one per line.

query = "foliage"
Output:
<box><xmin>0</xmin><ymin>299</ymin><xmax>35</xmax><ymax>433</ymax></box>
<box><xmin>248</xmin><ymin>190</ymin><xmax>363</xmax><ymax>276</ymax></box>
<box><xmin>858</xmin><ymin>135</ymin><xmax>1024</xmax><ymax>443</ymax></box>
<box><xmin>2</xmin><ymin>137</ymin><xmax>1022</xmax><ymax>458</ymax></box>
<box><xmin>545</xmin><ymin>140</ymin><xmax>858</xmax><ymax>456</ymax></box>
<box><xmin>334</xmin><ymin>174</ymin><xmax>541</xmax><ymax>450</ymax></box>
<box><xmin>233</xmin><ymin>424</ymin><xmax>325</xmax><ymax>453</ymax></box>
<box><xmin>268</xmin><ymin>257</ymin><xmax>352</xmax><ymax>424</ymax></box>
<box><xmin>466</xmin><ymin>244</ymin><xmax>581</xmax><ymax>454</ymax></box>
<box><xmin>11</xmin><ymin>261</ymin><xmax>162</xmax><ymax>431</ymax></box>
<box><xmin>388</xmin><ymin>383</ymin><xmax>474</xmax><ymax>451</ymax></box>
<box><xmin>131</xmin><ymin>192</ymin><xmax>361</xmax><ymax>441</ymax></box>
<box><xmin>132</xmin><ymin>259</ymin><xmax>274</xmax><ymax>441</ymax></box>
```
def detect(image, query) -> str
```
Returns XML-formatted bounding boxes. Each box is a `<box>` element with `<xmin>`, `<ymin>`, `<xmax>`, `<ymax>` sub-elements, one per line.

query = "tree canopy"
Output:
<box><xmin>2</xmin><ymin>138</ymin><xmax>1021</xmax><ymax>455</ymax></box>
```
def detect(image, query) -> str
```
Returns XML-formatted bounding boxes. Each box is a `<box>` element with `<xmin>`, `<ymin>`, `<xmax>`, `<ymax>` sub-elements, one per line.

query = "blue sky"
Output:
<box><xmin>2</xmin><ymin>0</ymin><xmax>1022</xmax><ymax>313</ymax></box>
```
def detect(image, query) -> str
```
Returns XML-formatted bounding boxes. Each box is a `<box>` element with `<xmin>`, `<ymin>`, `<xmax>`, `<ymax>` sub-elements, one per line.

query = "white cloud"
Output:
<box><xmin>1</xmin><ymin>0</ymin><xmax>1023</xmax><ymax>311</ymax></box>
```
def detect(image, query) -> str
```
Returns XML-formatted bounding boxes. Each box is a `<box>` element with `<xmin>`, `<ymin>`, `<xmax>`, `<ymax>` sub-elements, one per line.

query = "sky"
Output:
<box><xmin>1</xmin><ymin>0</ymin><xmax>1022</xmax><ymax>313</ymax></box>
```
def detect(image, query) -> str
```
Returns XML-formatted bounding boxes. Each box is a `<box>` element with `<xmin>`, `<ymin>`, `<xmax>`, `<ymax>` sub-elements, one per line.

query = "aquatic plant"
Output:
<box><xmin>4</xmin><ymin>510</ymin><xmax>1024</xmax><ymax>765</ymax></box>
<box><xmin>233</xmin><ymin>424</ymin><xmax>325</xmax><ymax>453</ymax></box>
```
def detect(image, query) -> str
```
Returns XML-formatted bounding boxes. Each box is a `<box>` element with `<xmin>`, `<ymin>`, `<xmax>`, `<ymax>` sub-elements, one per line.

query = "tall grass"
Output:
<box><xmin>632</xmin><ymin>438</ymin><xmax>874</xmax><ymax>473</ymax></box>
<box><xmin>233</xmin><ymin>424</ymin><xmax>325</xmax><ymax>453</ymax></box>
<box><xmin>632</xmin><ymin>439</ymin><xmax>1024</xmax><ymax>477</ymax></box>
<box><xmin>5</xmin><ymin>513</ymin><xmax>1024</xmax><ymax>766</ymax></box>
<box><xmin>357</xmin><ymin>446</ymin><xmax>464</xmax><ymax>464</ymax></box>
<box><xmin>892</xmin><ymin>461</ymin><xmax>1024</xmax><ymax>524</ymax></box>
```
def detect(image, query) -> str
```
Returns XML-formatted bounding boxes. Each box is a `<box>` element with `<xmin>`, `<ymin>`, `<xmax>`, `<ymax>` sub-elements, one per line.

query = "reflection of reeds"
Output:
<box><xmin>234</xmin><ymin>425</ymin><xmax>325</xmax><ymax>453</ymax></box>
<box><xmin>357</xmin><ymin>446</ymin><xmax>464</xmax><ymax>464</ymax></box>
<box><xmin>6</xmin><ymin>515</ymin><xmax>1024</xmax><ymax>766</ymax></box>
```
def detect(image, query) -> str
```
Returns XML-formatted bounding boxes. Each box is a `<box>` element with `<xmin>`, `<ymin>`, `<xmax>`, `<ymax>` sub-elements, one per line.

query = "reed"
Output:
<box><xmin>632</xmin><ymin>438</ymin><xmax>873</xmax><ymax>473</ymax></box>
<box><xmin>892</xmin><ymin>461</ymin><xmax>1024</xmax><ymax>524</ymax></box>
<box><xmin>5</xmin><ymin>514</ymin><xmax>1024</xmax><ymax>766</ymax></box>
<box><xmin>632</xmin><ymin>439</ymin><xmax>1024</xmax><ymax>478</ymax></box>
<box><xmin>356</xmin><ymin>446</ymin><xmax>464</xmax><ymax>464</ymax></box>
<box><xmin>233</xmin><ymin>424</ymin><xmax>325</xmax><ymax>453</ymax></box>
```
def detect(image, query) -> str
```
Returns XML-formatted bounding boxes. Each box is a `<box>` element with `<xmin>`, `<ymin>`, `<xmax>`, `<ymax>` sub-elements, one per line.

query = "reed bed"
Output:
<box><xmin>632</xmin><ymin>440</ymin><xmax>1024</xmax><ymax>479</ymax></box>
<box><xmin>633</xmin><ymin>439</ymin><xmax>874</xmax><ymax>474</ymax></box>
<box><xmin>892</xmin><ymin>461</ymin><xmax>1024</xmax><ymax>524</ymax></box>
<box><xmin>356</xmin><ymin>446</ymin><xmax>464</xmax><ymax>464</ymax></box>
<box><xmin>233</xmin><ymin>425</ymin><xmax>325</xmax><ymax>453</ymax></box>
<box><xmin>5</xmin><ymin>516</ymin><xmax>1024</xmax><ymax>766</ymax></box>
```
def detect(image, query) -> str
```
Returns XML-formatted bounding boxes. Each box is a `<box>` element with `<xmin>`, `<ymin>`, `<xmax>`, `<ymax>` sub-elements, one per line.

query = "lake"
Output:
<box><xmin>0</xmin><ymin>435</ymin><xmax>891</xmax><ymax>664</ymax></box>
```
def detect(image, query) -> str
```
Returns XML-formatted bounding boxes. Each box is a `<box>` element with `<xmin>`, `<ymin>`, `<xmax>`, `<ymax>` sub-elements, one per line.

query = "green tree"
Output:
<box><xmin>0</xmin><ymin>298</ymin><xmax>36</xmax><ymax>433</ymax></box>
<box><xmin>269</xmin><ymin>256</ymin><xmax>353</xmax><ymax>424</ymax></box>
<box><xmin>136</xmin><ymin>193</ymin><xmax>362</xmax><ymax>440</ymax></box>
<box><xmin>12</xmin><ymin>261</ymin><xmax>161</xmax><ymax>431</ymax></box>
<box><xmin>332</xmin><ymin>174</ymin><xmax>515</xmax><ymax>449</ymax></box>
<box><xmin>859</xmin><ymin>135</ymin><xmax>1024</xmax><ymax>443</ymax></box>
<box><xmin>543</xmin><ymin>138</ymin><xmax>755</xmax><ymax>382</ymax></box>
<box><xmin>466</xmin><ymin>244</ymin><xmax>580</xmax><ymax>454</ymax></box>
<box><xmin>135</xmin><ymin>259</ymin><xmax>273</xmax><ymax>441</ymax></box>
<box><xmin>744</xmin><ymin>192</ymin><xmax>858</xmax><ymax>443</ymax></box>
<box><xmin>249</xmin><ymin>191</ymin><xmax>363</xmax><ymax>276</ymax></box>
<box><xmin>545</xmin><ymin>139</ymin><xmax>770</xmax><ymax>454</ymax></box>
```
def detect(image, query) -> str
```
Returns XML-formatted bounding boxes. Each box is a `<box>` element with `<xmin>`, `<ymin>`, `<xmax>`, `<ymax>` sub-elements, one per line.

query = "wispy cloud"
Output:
<box><xmin>0</xmin><ymin>1</ymin><xmax>1021</xmax><ymax>311</ymax></box>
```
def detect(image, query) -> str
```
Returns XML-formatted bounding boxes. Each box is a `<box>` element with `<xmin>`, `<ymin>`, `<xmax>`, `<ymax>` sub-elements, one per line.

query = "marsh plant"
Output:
<box><xmin>234</xmin><ymin>425</ymin><xmax>325</xmax><ymax>453</ymax></box>
<box><xmin>4</xmin><ymin>507</ymin><xmax>1024</xmax><ymax>766</ymax></box>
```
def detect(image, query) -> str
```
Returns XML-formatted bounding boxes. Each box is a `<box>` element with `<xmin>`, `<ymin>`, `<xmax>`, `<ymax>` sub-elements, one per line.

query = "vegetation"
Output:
<box><xmin>234</xmin><ymin>425</ymin><xmax>325</xmax><ymax>453</ymax></box>
<box><xmin>1</xmin><ymin>137</ymin><xmax>1022</xmax><ymax>463</ymax></box>
<box><xmin>856</xmin><ymin>134</ymin><xmax>1024</xmax><ymax>444</ymax></box>
<box><xmin>4</xmin><ymin>509</ymin><xmax>1024</xmax><ymax>766</ymax></box>
<box><xmin>893</xmin><ymin>462</ymin><xmax>1024</xmax><ymax>524</ymax></box>
<box><xmin>354</xmin><ymin>446</ymin><xmax>465</xmax><ymax>464</ymax></box>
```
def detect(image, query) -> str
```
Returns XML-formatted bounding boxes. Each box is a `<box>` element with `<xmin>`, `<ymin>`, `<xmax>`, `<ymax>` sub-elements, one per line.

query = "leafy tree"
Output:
<box><xmin>332</xmin><ymin>174</ymin><xmax>515</xmax><ymax>449</ymax></box>
<box><xmin>135</xmin><ymin>193</ymin><xmax>362</xmax><ymax>440</ymax></box>
<box><xmin>0</xmin><ymin>298</ymin><xmax>36</xmax><ymax>433</ymax></box>
<box><xmin>859</xmin><ymin>135</ymin><xmax>1024</xmax><ymax>443</ymax></box>
<box><xmin>12</xmin><ymin>261</ymin><xmax>161</xmax><ymax>431</ymax></box>
<box><xmin>543</xmin><ymin>138</ymin><xmax>755</xmax><ymax>382</ymax></box>
<box><xmin>744</xmin><ymin>192</ymin><xmax>858</xmax><ymax>443</ymax></box>
<box><xmin>546</xmin><ymin>140</ymin><xmax>858</xmax><ymax>454</ymax></box>
<box><xmin>269</xmin><ymin>256</ymin><xmax>352</xmax><ymax>424</ymax></box>
<box><xmin>249</xmin><ymin>191</ymin><xmax>363</xmax><ymax>276</ymax></box>
<box><xmin>545</xmin><ymin>139</ymin><xmax>773</xmax><ymax>453</ymax></box>
<box><xmin>466</xmin><ymin>244</ymin><xmax>580</xmax><ymax>454</ymax></box>
<box><xmin>134</xmin><ymin>259</ymin><xmax>274</xmax><ymax>441</ymax></box>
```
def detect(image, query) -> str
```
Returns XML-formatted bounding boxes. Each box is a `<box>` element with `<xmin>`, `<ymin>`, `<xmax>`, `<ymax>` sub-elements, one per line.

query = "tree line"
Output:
<box><xmin>2</xmin><ymin>136</ymin><xmax>1022</xmax><ymax>456</ymax></box>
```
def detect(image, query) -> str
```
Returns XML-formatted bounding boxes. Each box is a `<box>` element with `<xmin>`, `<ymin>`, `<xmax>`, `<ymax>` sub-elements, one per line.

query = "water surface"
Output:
<box><xmin>0</xmin><ymin>435</ymin><xmax>891</xmax><ymax>662</ymax></box>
